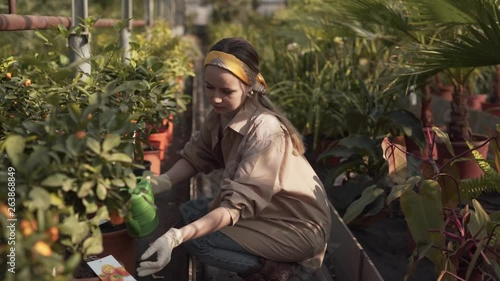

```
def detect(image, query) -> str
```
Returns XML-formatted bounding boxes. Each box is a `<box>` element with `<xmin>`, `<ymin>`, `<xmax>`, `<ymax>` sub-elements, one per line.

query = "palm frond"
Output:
<box><xmin>335</xmin><ymin>0</ymin><xmax>417</xmax><ymax>42</ymax></box>
<box><xmin>460</xmin><ymin>142</ymin><xmax>500</xmax><ymax>199</ymax></box>
<box><xmin>407</xmin><ymin>0</ymin><xmax>500</xmax><ymax>70</ymax></box>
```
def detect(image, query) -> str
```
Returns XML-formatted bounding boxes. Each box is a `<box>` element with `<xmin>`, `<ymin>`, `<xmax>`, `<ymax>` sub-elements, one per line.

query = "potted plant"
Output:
<box><xmin>481</xmin><ymin>65</ymin><xmax>500</xmax><ymax>116</ymax></box>
<box><xmin>0</xmin><ymin>81</ymin><xmax>139</xmax><ymax>280</ymax></box>
<box><xmin>330</xmin><ymin>0</ymin><xmax>500</xmax><ymax>179</ymax></box>
<box><xmin>0</xmin><ymin>36</ymin><xmax>165</xmax><ymax>279</ymax></box>
<box><xmin>395</xmin><ymin>0</ymin><xmax>500</xmax><ymax>179</ymax></box>
<box><xmin>318</xmin><ymin>108</ymin><xmax>425</xmax><ymax>227</ymax></box>
<box><xmin>382</xmin><ymin>125</ymin><xmax>500</xmax><ymax>280</ymax></box>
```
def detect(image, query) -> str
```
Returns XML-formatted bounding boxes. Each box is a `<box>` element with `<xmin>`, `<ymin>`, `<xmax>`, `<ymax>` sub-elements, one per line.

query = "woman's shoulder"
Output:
<box><xmin>250</xmin><ymin>110</ymin><xmax>285</xmax><ymax>139</ymax></box>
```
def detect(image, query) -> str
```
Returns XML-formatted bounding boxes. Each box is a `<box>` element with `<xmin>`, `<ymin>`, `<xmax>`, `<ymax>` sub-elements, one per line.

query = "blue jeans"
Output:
<box><xmin>179</xmin><ymin>197</ymin><xmax>261</xmax><ymax>273</ymax></box>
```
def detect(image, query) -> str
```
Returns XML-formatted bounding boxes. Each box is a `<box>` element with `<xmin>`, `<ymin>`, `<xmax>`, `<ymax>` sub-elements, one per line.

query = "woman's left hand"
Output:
<box><xmin>137</xmin><ymin>228</ymin><xmax>183</xmax><ymax>276</ymax></box>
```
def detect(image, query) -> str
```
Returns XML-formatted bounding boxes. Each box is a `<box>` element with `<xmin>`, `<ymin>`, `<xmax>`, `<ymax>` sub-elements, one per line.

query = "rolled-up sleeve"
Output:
<box><xmin>180</xmin><ymin>125</ymin><xmax>222</xmax><ymax>174</ymax></box>
<box><xmin>219</xmin><ymin>133</ymin><xmax>286</xmax><ymax>225</ymax></box>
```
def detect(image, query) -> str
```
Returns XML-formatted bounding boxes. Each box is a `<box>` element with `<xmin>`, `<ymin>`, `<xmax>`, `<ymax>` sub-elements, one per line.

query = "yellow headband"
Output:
<box><xmin>204</xmin><ymin>50</ymin><xmax>268</xmax><ymax>94</ymax></box>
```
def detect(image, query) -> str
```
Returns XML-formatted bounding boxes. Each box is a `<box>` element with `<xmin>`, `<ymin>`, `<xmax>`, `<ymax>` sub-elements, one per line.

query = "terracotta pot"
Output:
<box><xmin>71</xmin><ymin>226</ymin><xmax>137</xmax><ymax>280</ymax></box>
<box><xmin>163</xmin><ymin>115</ymin><xmax>174</xmax><ymax>142</ymax></box>
<box><xmin>435</xmin><ymin>134</ymin><xmax>489</xmax><ymax>179</ymax></box>
<box><xmin>466</xmin><ymin>94</ymin><xmax>488</xmax><ymax>110</ymax></box>
<box><xmin>481</xmin><ymin>102</ymin><xmax>500</xmax><ymax>117</ymax></box>
<box><xmin>98</xmin><ymin>226</ymin><xmax>137</xmax><ymax>276</ymax></box>
<box><xmin>148</xmin><ymin>129</ymin><xmax>170</xmax><ymax>161</ymax></box>
<box><xmin>433</xmin><ymin>85</ymin><xmax>454</xmax><ymax>101</ymax></box>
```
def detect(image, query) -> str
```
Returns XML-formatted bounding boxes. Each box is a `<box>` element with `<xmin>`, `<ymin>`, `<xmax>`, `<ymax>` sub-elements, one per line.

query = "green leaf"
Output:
<box><xmin>66</xmin><ymin>134</ymin><xmax>83</xmax><ymax>157</ymax></box>
<box><xmin>50</xmin><ymin>193</ymin><xmax>65</xmax><ymax>208</ymax></box>
<box><xmin>34</xmin><ymin>31</ymin><xmax>49</xmax><ymax>43</ymax></box>
<box><xmin>86</xmin><ymin>138</ymin><xmax>101</xmax><ymax>154</ymax></box>
<box><xmin>124</xmin><ymin>172</ymin><xmax>137</xmax><ymax>189</ymax></box>
<box><xmin>82</xmin><ymin>235</ymin><xmax>103</xmax><ymax>257</ymax></box>
<box><xmin>3</xmin><ymin>134</ymin><xmax>25</xmax><ymax>167</ymax></box>
<box><xmin>65</xmin><ymin>253</ymin><xmax>82</xmax><ymax>273</ymax></box>
<box><xmin>62</xmin><ymin>178</ymin><xmax>75</xmax><ymax>192</ymax></box>
<box><xmin>400</xmin><ymin>179</ymin><xmax>445</xmax><ymax>265</ymax></box>
<box><xmin>106</xmin><ymin>153</ymin><xmax>132</xmax><ymax>163</ymax></box>
<box><xmin>68</xmin><ymin>103</ymin><xmax>82</xmax><ymax>124</ymax></box>
<box><xmin>26</xmin><ymin>187</ymin><xmax>51</xmax><ymax>211</ymax></box>
<box><xmin>342</xmin><ymin>185</ymin><xmax>384</xmax><ymax>224</ymax></box>
<box><xmin>386</xmin><ymin>109</ymin><xmax>425</xmax><ymax>149</ymax></box>
<box><xmin>42</xmin><ymin>173</ymin><xmax>69</xmax><ymax>187</ymax></box>
<box><xmin>102</xmin><ymin>134</ymin><xmax>121</xmax><ymax>153</ymax></box>
<box><xmin>433</xmin><ymin>126</ymin><xmax>454</xmax><ymax>157</ymax></box>
<box><xmin>111</xmin><ymin>179</ymin><xmax>125</xmax><ymax>187</ymax></box>
<box><xmin>59</xmin><ymin>215</ymin><xmax>90</xmax><ymax>245</ymax></box>
<box><xmin>83</xmin><ymin>199</ymin><xmax>98</xmax><ymax>214</ymax></box>
<box><xmin>26</xmin><ymin>146</ymin><xmax>50</xmax><ymax>171</ymax></box>
<box><xmin>96</xmin><ymin>182</ymin><xmax>108</xmax><ymax>200</ymax></box>
<box><xmin>77</xmin><ymin>180</ymin><xmax>96</xmax><ymax>198</ymax></box>
<box><xmin>468</xmin><ymin>199</ymin><xmax>490</xmax><ymax>239</ymax></box>
<box><xmin>106</xmin><ymin>80</ymin><xmax>143</xmax><ymax>95</ymax></box>
<box><xmin>91</xmin><ymin>205</ymin><xmax>109</xmax><ymax>225</ymax></box>
<box><xmin>338</xmin><ymin>135</ymin><xmax>376</xmax><ymax>151</ymax></box>
<box><xmin>387</xmin><ymin>176</ymin><xmax>421</xmax><ymax>205</ymax></box>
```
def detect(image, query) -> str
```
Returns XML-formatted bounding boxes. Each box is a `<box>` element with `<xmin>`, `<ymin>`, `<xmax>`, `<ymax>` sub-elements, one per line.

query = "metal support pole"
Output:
<box><xmin>120</xmin><ymin>0</ymin><xmax>132</xmax><ymax>63</ymax></box>
<box><xmin>165</xmin><ymin>0</ymin><xmax>171</xmax><ymax>25</ymax></box>
<box><xmin>69</xmin><ymin>0</ymin><xmax>91</xmax><ymax>78</ymax></box>
<box><xmin>156</xmin><ymin>0</ymin><xmax>163</xmax><ymax>20</ymax></box>
<box><xmin>145</xmin><ymin>0</ymin><xmax>154</xmax><ymax>27</ymax></box>
<box><xmin>8</xmin><ymin>0</ymin><xmax>17</xmax><ymax>14</ymax></box>
<box><xmin>174</xmin><ymin>0</ymin><xmax>185</xmax><ymax>35</ymax></box>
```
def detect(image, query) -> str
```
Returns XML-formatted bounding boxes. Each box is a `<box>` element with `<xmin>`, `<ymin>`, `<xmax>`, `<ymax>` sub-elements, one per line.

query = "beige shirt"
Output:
<box><xmin>180</xmin><ymin>98</ymin><xmax>332</xmax><ymax>271</ymax></box>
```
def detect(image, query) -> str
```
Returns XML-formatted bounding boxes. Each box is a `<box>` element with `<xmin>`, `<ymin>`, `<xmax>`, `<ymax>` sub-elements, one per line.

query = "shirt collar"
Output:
<box><xmin>206</xmin><ymin>99</ymin><xmax>259</xmax><ymax>149</ymax></box>
<box><xmin>227</xmin><ymin>99</ymin><xmax>258</xmax><ymax>135</ymax></box>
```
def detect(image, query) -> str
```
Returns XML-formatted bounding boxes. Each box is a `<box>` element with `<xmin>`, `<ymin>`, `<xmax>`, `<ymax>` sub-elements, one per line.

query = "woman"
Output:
<box><xmin>137</xmin><ymin>37</ymin><xmax>332</xmax><ymax>281</ymax></box>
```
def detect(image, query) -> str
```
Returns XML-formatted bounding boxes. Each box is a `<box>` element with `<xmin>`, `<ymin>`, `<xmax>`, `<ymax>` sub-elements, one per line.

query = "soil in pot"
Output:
<box><xmin>72</xmin><ymin>259</ymin><xmax>100</xmax><ymax>280</ymax></box>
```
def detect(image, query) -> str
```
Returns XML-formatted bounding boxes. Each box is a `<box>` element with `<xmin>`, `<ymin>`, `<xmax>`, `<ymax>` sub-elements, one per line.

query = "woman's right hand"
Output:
<box><xmin>144</xmin><ymin>172</ymin><xmax>172</xmax><ymax>195</ymax></box>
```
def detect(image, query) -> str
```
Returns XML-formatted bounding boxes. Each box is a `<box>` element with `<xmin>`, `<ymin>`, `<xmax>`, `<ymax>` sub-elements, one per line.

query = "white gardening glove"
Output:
<box><xmin>143</xmin><ymin>171</ymin><xmax>172</xmax><ymax>195</ymax></box>
<box><xmin>137</xmin><ymin>228</ymin><xmax>183</xmax><ymax>276</ymax></box>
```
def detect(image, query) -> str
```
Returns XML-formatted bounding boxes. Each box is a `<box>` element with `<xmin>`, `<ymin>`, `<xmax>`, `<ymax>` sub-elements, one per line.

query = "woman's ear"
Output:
<box><xmin>244</xmin><ymin>84</ymin><xmax>252</xmax><ymax>94</ymax></box>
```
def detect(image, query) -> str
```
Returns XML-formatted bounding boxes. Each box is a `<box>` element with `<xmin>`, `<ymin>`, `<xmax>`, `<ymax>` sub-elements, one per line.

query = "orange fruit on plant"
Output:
<box><xmin>33</xmin><ymin>241</ymin><xmax>52</xmax><ymax>256</ymax></box>
<box><xmin>23</xmin><ymin>79</ymin><xmax>31</xmax><ymax>87</ymax></box>
<box><xmin>46</xmin><ymin>226</ymin><xmax>59</xmax><ymax>242</ymax></box>
<box><xmin>20</xmin><ymin>219</ymin><xmax>36</xmax><ymax>236</ymax></box>
<box><xmin>109</xmin><ymin>209</ymin><xmax>124</xmax><ymax>225</ymax></box>
<box><xmin>75</xmin><ymin>130</ymin><xmax>86</xmax><ymax>139</ymax></box>
<box><xmin>6</xmin><ymin>72</ymin><xmax>12</xmax><ymax>79</ymax></box>
<box><xmin>0</xmin><ymin>203</ymin><xmax>14</xmax><ymax>219</ymax></box>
